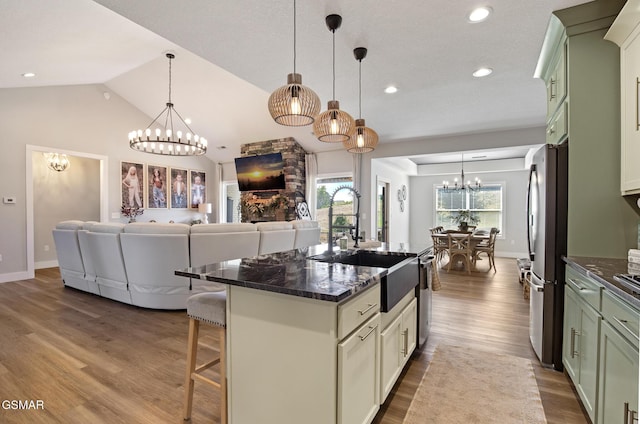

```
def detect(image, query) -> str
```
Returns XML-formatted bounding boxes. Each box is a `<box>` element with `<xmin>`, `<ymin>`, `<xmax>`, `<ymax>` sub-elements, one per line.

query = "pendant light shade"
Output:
<box><xmin>268</xmin><ymin>73</ymin><xmax>320</xmax><ymax>126</ymax></box>
<box><xmin>129</xmin><ymin>53</ymin><xmax>207</xmax><ymax>156</ymax></box>
<box><xmin>314</xmin><ymin>14</ymin><xmax>355</xmax><ymax>143</ymax></box>
<box><xmin>345</xmin><ymin>119</ymin><xmax>378</xmax><ymax>153</ymax></box>
<box><xmin>344</xmin><ymin>47</ymin><xmax>378</xmax><ymax>153</ymax></box>
<box><xmin>268</xmin><ymin>0</ymin><xmax>320</xmax><ymax>126</ymax></box>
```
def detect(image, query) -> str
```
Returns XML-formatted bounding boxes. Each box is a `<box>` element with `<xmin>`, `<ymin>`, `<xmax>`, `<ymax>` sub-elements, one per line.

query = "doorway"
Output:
<box><xmin>26</xmin><ymin>145</ymin><xmax>108</xmax><ymax>278</ymax></box>
<box><xmin>376</xmin><ymin>179</ymin><xmax>389</xmax><ymax>242</ymax></box>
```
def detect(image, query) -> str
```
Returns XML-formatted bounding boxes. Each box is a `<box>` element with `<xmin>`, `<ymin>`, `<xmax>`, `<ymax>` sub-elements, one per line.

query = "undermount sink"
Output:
<box><xmin>309</xmin><ymin>250</ymin><xmax>419</xmax><ymax>312</ymax></box>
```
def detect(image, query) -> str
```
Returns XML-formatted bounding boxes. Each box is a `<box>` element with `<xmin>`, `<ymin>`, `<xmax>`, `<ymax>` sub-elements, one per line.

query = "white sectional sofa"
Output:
<box><xmin>52</xmin><ymin>220</ymin><xmax>320</xmax><ymax>309</ymax></box>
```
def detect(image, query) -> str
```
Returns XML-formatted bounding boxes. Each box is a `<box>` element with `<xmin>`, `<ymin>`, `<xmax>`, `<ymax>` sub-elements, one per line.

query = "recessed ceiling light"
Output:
<box><xmin>473</xmin><ymin>67</ymin><xmax>493</xmax><ymax>78</ymax></box>
<box><xmin>184</xmin><ymin>118</ymin><xmax>192</xmax><ymax>125</ymax></box>
<box><xmin>468</xmin><ymin>6</ymin><xmax>492</xmax><ymax>23</ymax></box>
<box><xmin>384</xmin><ymin>86</ymin><xmax>398</xmax><ymax>94</ymax></box>
<box><xmin>22</xmin><ymin>72</ymin><xmax>36</xmax><ymax>78</ymax></box>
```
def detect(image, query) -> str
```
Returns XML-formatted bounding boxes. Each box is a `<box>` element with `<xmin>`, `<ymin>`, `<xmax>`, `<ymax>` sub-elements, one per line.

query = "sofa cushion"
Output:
<box><xmin>256</xmin><ymin>222</ymin><xmax>293</xmax><ymax>231</ymax></box>
<box><xmin>91</xmin><ymin>223</ymin><xmax>125</xmax><ymax>234</ymax></box>
<box><xmin>124</xmin><ymin>222</ymin><xmax>190</xmax><ymax>234</ymax></box>
<box><xmin>291</xmin><ymin>220</ymin><xmax>318</xmax><ymax>229</ymax></box>
<box><xmin>191</xmin><ymin>223</ymin><xmax>257</xmax><ymax>234</ymax></box>
<box><xmin>56</xmin><ymin>220</ymin><xmax>85</xmax><ymax>230</ymax></box>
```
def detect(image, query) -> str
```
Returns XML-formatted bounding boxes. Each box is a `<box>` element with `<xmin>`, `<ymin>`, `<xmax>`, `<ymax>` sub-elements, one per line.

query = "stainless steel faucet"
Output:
<box><xmin>327</xmin><ymin>186</ymin><xmax>362</xmax><ymax>253</ymax></box>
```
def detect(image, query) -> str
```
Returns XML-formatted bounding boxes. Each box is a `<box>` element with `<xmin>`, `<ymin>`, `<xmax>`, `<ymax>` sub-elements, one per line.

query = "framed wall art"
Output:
<box><xmin>189</xmin><ymin>170</ymin><xmax>206</xmax><ymax>209</ymax></box>
<box><xmin>170</xmin><ymin>167</ymin><xmax>188</xmax><ymax>209</ymax></box>
<box><xmin>147</xmin><ymin>165</ymin><xmax>168</xmax><ymax>209</ymax></box>
<box><xmin>121</xmin><ymin>161</ymin><xmax>145</xmax><ymax>209</ymax></box>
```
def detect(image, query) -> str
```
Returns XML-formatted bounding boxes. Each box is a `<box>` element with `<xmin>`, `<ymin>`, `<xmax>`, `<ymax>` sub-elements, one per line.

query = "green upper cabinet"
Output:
<box><xmin>536</xmin><ymin>0</ymin><xmax>640</xmax><ymax>259</ymax></box>
<box><xmin>606</xmin><ymin>0</ymin><xmax>640</xmax><ymax>195</ymax></box>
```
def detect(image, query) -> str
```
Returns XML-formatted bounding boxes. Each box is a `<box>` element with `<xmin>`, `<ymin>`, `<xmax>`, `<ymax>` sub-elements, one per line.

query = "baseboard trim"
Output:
<box><xmin>0</xmin><ymin>271</ymin><xmax>31</xmax><ymax>284</ymax></box>
<box><xmin>35</xmin><ymin>260</ymin><xmax>58</xmax><ymax>270</ymax></box>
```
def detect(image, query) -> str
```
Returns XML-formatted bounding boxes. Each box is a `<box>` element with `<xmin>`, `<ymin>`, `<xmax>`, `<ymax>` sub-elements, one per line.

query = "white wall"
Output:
<box><xmin>0</xmin><ymin>84</ymin><xmax>215</xmax><ymax>282</ymax></box>
<box><xmin>409</xmin><ymin>169</ymin><xmax>530</xmax><ymax>258</ymax></box>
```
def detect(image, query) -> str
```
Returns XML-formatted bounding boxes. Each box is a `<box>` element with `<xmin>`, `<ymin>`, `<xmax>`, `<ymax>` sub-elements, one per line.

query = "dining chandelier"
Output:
<box><xmin>268</xmin><ymin>0</ymin><xmax>320</xmax><ymax>126</ymax></box>
<box><xmin>344</xmin><ymin>47</ymin><xmax>378</xmax><ymax>153</ymax></box>
<box><xmin>443</xmin><ymin>154</ymin><xmax>481</xmax><ymax>191</ymax></box>
<box><xmin>128</xmin><ymin>53</ymin><xmax>207</xmax><ymax>156</ymax></box>
<box><xmin>313</xmin><ymin>14</ymin><xmax>355</xmax><ymax>143</ymax></box>
<box><xmin>46</xmin><ymin>153</ymin><xmax>70</xmax><ymax>172</ymax></box>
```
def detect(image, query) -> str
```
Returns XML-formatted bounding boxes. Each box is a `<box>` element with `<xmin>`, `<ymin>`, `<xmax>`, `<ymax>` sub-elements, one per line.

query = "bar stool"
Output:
<box><xmin>183</xmin><ymin>291</ymin><xmax>227</xmax><ymax>423</ymax></box>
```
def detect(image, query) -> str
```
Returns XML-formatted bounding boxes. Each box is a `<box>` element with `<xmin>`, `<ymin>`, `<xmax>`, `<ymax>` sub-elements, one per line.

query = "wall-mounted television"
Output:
<box><xmin>234</xmin><ymin>152</ymin><xmax>286</xmax><ymax>191</ymax></box>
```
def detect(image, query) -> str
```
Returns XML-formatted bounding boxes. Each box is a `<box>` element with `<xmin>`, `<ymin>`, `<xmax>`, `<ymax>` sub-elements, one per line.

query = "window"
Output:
<box><xmin>316</xmin><ymin>176</ymin><xmax>353</xmax><ymax>242</ymax></box>
<box><xmin>435</xmin><ymin>184</ymin><xmax>503</xmax><ymax>232</ymax></box>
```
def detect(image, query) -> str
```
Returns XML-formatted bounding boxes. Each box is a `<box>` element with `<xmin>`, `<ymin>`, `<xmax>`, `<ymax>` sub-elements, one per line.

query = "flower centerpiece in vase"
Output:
<box><xmin>121</xmin><ymin>203</ymin><xmax>144</xmax><ymax>223</ymax></box>
<box><xmin>268</xmin><ymin>194</ymin><xmax>290</xmax><ymax>221</ymax></box>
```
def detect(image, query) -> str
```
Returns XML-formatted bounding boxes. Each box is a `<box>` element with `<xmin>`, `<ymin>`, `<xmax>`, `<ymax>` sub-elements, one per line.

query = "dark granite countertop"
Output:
<box><xmin>176</xmin><ymin>242</ymin><xmax>432</xmax><ymax>303</ymax></box>
<box><xmin>563</xmin><ymin>256</ymin><xmax>640</xmax><ymax>309</ymax></box>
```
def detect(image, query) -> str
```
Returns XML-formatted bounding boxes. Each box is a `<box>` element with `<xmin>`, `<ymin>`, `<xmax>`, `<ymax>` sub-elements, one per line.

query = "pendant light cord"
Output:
<box><xmin>332</xmin><ymin>29</ymin><xmax>336</xmax><ymax>100</ymax></box>
<box><xmin>358</xmin><ymin>60</ymin><xmax>362</xmax><ymax>118</ymax></box>
<box><xmin>168</xmin><ymin>55</ymin><xmax>172</xmax><ymax>104</ymax></box>
<box><xmin>293</xmin><ymin>0</ymin><xmax>297</xmax><ymax>75</ymax></box>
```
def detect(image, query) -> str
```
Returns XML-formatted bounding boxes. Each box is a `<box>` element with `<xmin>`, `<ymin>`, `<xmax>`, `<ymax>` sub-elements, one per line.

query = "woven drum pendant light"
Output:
<box><xmin>313</xmin><ymin>14</ymin><xmax>355</xmax><ymax>143</ymax></box>
<box><xmin>344</xmin><ymin>47</ymin><xmax>378</xmax><ymax>153</ymax></box>
<box><xmin>268</xmin><ymin>0</ymin><xmax>320</xmax><ymax>126</ymax></box>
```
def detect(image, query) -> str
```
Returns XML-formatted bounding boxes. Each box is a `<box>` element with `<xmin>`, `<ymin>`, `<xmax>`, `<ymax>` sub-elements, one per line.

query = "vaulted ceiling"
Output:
<box><xmin>1</xmin><ymin>0</ymin><xmax>590</xmax><ymax>163</ymax></box>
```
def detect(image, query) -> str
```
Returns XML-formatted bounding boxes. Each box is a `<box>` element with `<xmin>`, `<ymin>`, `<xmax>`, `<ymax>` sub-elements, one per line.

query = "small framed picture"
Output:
<box><xmin>189</xmin><ymin>170</ymin><xmax>206</xmax><ymax>209</ymax></box>
<box><xmin>121</xmin><ymin>161</ymin><xmax>145</xmax><ymax>209</ymax></box>
<box><xmin>170</xmin><ymin>167</ymin><xmax>189</xmax><ymax>209</ymax></box>
<box><xmin>147</xmin><ymin>165</ymin><xmax>168</xmax><ymax>209</ymax></box>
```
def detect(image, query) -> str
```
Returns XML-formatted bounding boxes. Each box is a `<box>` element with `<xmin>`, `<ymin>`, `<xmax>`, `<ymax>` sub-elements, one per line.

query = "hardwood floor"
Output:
<box><xmin>0</xmin><ymin>259</ymin><xmax>587</xmax><ymax>423</ymax></box>
<box><xmin>373</xmin><ymin>256</ymin><xmax>588</xmax><ymax>424</ymax></box>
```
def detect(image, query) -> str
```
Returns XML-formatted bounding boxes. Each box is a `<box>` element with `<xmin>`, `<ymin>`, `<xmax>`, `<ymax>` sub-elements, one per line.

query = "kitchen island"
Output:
<box><xmin>176</xmin><ymin>242</ymin><xmax>431</xmax><ymax>424</ymax></box>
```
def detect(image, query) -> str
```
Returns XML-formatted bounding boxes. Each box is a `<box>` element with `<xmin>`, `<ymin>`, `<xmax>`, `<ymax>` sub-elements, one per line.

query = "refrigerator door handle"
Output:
<box><xmin>526</xmin><ymin>164</ymin><xmax>537</xmax><ymax>261</ymax></box>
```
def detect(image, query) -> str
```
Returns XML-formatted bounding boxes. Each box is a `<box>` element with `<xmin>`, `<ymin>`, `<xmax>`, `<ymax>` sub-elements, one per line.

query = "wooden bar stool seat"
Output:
<box><xmin>183</xmin><ymin>291</ymin><xmax>227</xmax><ymax>423</ymax></box>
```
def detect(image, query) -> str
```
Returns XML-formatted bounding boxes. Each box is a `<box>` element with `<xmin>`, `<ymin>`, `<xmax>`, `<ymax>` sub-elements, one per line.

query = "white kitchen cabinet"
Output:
<box><xmin>606</xmin><ymin>0</ymin><xmax>640</xmax><ymax>195</ymax></box>
<box><xmin>380</xmin><ymin>295</ymin><xmax>417</xmax><ymax>402</ymax></box>
<box><xmin>226</xmin><ymin>284</ymin><xmax>383</xmax><ymax>424</ymax></box>
<box><xmin>338</xmin><ymin>313</ymin><xmax>381</xmax><ymax>424</ymax></box>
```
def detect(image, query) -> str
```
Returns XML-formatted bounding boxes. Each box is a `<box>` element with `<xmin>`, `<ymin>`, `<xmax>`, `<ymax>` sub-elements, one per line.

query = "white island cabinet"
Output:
<box><xmin>226</xmin><ymin>283</ymin><xmax>382</xmax><ymax>424</ymax></box>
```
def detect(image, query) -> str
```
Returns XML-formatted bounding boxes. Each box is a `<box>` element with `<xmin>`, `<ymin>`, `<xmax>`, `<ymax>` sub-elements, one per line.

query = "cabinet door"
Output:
<box><xmin>338</xmin><ymin>313</ymin><xmax>380</xmax><ymax>424</ymax></box>
<box><xmin>380</xmin><ymin>314</ymin><xmax>402</xmax><ymax>402</ymax></box>
<box><xmin>401</xmin><ymin>298</ymin><xmax>418</xmax><ymax>364</ymax></box>
<box><xmin>576</xmin><ymin>300</ymin><xmax>601</xmax><ymax>423</ymax></box>
<box><xmin>563</xmin><ymin>286</ymin><xmax>580</xmax><ymax>380</ymax></box>
<box><xmin>598</xmin><ymin>321</ymin><xmax>639</xmax><ymax>424</ymax></box>
<box><xmin>621</xmin><ymin>30</ymin><xmax>640</xmax><ymax>194</ymax></box>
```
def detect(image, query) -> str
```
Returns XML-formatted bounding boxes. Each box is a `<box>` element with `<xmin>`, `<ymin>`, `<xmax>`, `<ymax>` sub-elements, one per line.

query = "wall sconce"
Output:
<box><xmin>46</xmin><ymin>153</ymin><xmax>70</xmax><ymax>172</ymax></box>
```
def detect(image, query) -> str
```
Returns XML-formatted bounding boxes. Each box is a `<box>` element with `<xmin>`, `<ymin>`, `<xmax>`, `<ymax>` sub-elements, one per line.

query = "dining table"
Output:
<box><xmin>431</xmin><ymin>230</ymin><xmax>491</xmax><ymax>271</ymax></box>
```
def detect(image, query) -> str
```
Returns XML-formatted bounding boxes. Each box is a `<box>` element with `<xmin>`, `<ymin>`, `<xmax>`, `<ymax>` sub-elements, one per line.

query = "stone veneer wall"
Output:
<box><xmin>240</xmin><ymin>137</ymin><xmax>306</xmax><ymax>222</ymax></box>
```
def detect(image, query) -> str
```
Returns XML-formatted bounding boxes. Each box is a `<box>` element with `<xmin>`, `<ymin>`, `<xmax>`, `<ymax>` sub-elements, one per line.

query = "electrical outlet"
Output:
<box><xmin>44</xmin><ymin>245</ymin><xmax>49</xmax><ymax>252</ymax></box>
<box><xmin>3</xmin><ymin>197</ymin><xmax>16</xmax><ymax>204</ymax></box>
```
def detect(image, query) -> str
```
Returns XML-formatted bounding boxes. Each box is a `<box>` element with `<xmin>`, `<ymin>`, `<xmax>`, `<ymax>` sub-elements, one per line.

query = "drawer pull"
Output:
<box><xmin>570</xmin><ymin>327</ymin><xmax>580</xmax><ymax>358</ymax></box>
<box><xmin>358</xmin><ymin>303</ymin><xmax>377</xmax><ymax>316</ymax></box>
<box><xmin>613</xmin><ymin>316</ymin><xmax>640</xmax><ymax>342</ymax></box>
<box><xmin>624</xmin><ymin>401</ymin><xmax>638</xmax><ymax>424</ymax></box>
<box><xmin>636</xmin><ymin>77</ymin><xmax>640</xmax><ymax>131</ymax></box>
<box><xmin>567</xmin><ymin>278</ymin><xmax>588</xmax><ymax>291</ymax></box>
<box><xmin>359</xmin><ymin>325</ymin><xmax>377</xmax><ymax>341</ymax></box>
<box><xmin>401</xmin><ymin>329</ymin><xmax>409</xmax><ymax>356</ymax></box>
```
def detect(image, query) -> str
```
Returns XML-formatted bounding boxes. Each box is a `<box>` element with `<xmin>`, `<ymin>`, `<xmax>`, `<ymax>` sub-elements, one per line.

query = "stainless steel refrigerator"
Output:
<box><xmin>526</xmin><ymin>142</ymin><xmax>568</xmax><ymax>370</ymax></box>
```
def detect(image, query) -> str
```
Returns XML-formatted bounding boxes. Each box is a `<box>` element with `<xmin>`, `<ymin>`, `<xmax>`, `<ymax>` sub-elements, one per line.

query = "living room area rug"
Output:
<box><xmin>403</xmin><ymin>344</ymin><xmax>547</xmax><ymax>424</ymax></box>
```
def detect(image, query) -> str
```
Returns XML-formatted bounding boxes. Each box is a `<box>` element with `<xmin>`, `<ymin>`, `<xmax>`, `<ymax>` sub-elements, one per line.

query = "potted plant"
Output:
<box><xmin>451</xmin><ymin>209</ymin><xmax>479</xmax><ymax>232</ymax></box>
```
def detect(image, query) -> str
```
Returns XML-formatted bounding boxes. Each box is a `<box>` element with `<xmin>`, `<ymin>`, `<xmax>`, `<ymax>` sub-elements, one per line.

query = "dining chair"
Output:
<box><xmin>431</xmin><ymin>233</ymin><xmax>449</xmax><ymax>264</ymax></box>
<box><xmin>447</xmin><ymin>233</ymin><xmax>472</xmax><ymax>274</ymax></box>
<box><xmin>473</xmin><ymin>228</ymin><xmax>498</xmax><ymax>272</ymax></box>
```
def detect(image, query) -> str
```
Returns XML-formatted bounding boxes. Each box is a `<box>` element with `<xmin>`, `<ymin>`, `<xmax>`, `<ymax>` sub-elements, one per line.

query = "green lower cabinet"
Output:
<box><xmin>598</xmin><ymin>321</ymin><xmax>639</xmax><ymax>424</ymax></box>
<box><xmin>563</xmin><ymin>285</ymin><xmax>601</xmax><ymax>423</ymax></box>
